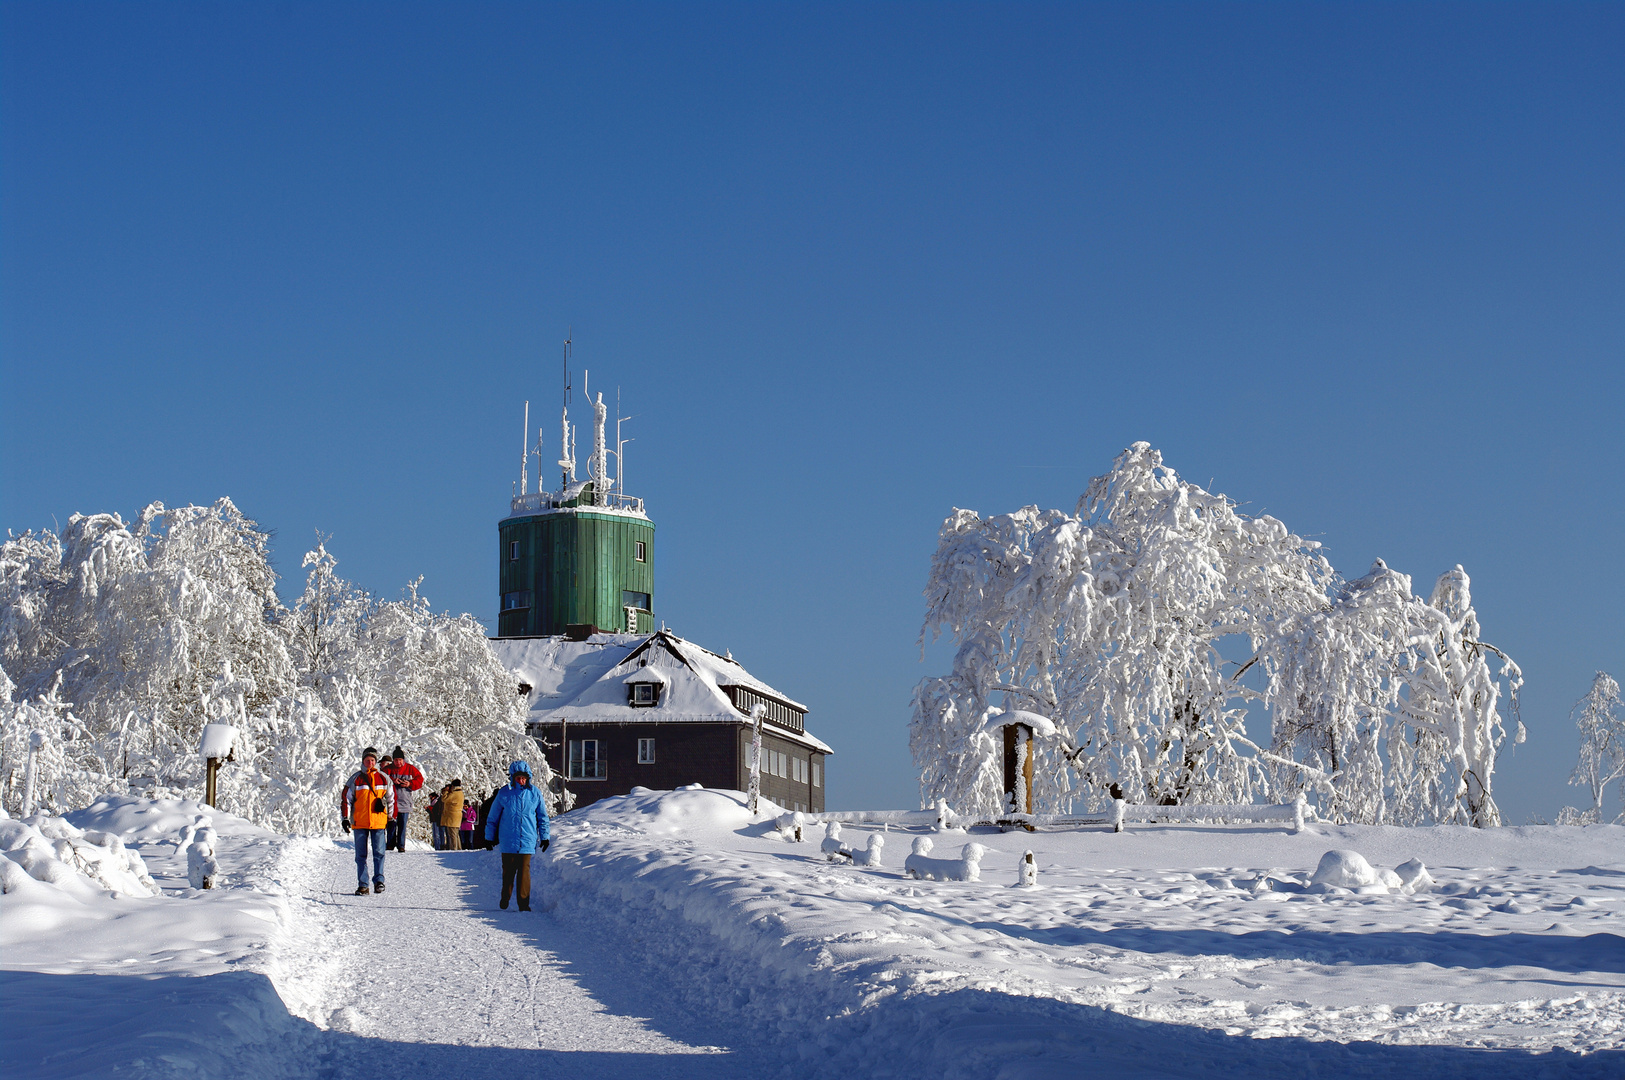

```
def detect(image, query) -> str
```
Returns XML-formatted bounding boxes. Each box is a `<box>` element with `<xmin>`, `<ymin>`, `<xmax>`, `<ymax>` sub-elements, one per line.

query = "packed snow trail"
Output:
<box><xmin>269</xmin><ymin>842</ymin><xmax>764</xmax><ymax>1078</ymax></box>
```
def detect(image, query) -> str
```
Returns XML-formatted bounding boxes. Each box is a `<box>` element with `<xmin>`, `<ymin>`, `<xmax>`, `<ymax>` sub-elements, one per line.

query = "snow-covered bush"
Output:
<box><xmin>912</xmin><ymin>444</ymin><xmax>1524</xmax><ymax>827</ymax></box>
<box><xmin>0</xmin><ymin>806</ymin><xmax>159</xmax><ymax>896</ymax></box>
<box><xmin>853</xmin><ymin>833</ymin><xmax>884</xmax><ymax>868</ymax></box>
<box><xmin>1016</xmin><ymin>849</ymin><xmax>1037</xmax><ymax>888</ymax></box>
<box><xmin>0</xmin><ymin>503</ymin><xmax>531</xmax><ymax>833</ymax></box>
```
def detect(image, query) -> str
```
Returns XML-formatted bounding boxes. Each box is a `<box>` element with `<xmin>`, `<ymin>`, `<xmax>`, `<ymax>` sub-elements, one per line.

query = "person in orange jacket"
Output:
<box><xmin>340</xmin><ymin>747</ymin><xmax>396</xmax><ymax>895</ymax></box>
<box><xmin>382</xmin><ymin>746</ymin><xmax>424</xmax><ymax>853</ymax></box>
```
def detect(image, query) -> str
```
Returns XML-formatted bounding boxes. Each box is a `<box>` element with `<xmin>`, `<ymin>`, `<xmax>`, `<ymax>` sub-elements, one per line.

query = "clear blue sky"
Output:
<box><xmin>3</xmin><ymin>3</ymin><xmax>1621</xmax><ymax>819</ymax></box>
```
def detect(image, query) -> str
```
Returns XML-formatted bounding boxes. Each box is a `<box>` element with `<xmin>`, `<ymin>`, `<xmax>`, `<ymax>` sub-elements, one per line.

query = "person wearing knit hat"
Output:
<box><xmin>339</xmin><ymin>747</ymin><xmax>395</xmax><ymax>895</ymax></box>
<box><xmin>382</xmin><ymin>745</ymin><xmax>424</xmax><ymax>853</ymax></box>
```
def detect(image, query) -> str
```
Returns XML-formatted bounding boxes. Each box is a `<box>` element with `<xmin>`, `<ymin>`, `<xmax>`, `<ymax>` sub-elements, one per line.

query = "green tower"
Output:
<box><xmin>497</xmin><ymin>378</ymin><xmax>655</xmax><ymax>638</ymax></box>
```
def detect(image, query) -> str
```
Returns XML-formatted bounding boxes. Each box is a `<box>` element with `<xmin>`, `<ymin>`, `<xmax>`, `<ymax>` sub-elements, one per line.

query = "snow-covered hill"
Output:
<box><xmin>2</xmin><ymin>790</ymin><xmax>1621</xmax><ymax>1078</ymax></box>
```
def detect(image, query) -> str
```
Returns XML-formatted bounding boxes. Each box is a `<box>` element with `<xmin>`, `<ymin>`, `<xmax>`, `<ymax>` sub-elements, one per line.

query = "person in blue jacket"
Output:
<box><xmin>484</xmin><ymin>759</ymin><xmax>552</xmax><ymax>911</ymax></box>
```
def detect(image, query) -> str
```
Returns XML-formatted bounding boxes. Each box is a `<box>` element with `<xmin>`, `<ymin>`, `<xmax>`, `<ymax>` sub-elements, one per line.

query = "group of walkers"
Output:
<box><xmin>425</xmin><ymin>779</ymin><xmax>486</xmax><ymax>851</ymax></box>
<box><xmin>340</xmin><ymin>746</ymin><xmax>551</xmax><ymax>910</ymax></box>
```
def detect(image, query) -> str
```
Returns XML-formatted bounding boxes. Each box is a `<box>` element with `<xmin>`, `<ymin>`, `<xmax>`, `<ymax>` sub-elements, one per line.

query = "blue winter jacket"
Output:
<box><xmin>486</xmin><ymin>766</ymin><xmax>551</xmax><ymax>854</ymax></box>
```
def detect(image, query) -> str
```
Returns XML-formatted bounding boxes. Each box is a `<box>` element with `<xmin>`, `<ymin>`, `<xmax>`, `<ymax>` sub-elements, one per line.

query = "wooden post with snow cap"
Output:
<box><xmin>984</xmin><ymin>707</ymin><xmax>1057</xmax><ymax>830</ymax></box>
<box><xmin>199</xmin><ymin>724</ymin><xmax>238</xmax><ymax>809</ymax></box>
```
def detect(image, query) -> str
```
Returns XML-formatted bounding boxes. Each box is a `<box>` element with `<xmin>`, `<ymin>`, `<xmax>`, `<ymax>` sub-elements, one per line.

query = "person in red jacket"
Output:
<box><xmin>382</xmin><ymin>746</ymin><xmax>424</xmax><ymax>853</ymax></box>
<box><xmin>340</xmin><ymin>747</ymin><xmax>396</xmax><ymax>896</ymax></box>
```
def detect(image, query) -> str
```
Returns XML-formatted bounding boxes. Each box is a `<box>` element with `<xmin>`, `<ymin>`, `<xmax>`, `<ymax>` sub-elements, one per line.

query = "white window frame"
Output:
<box><xmin>510</xmin><ymin>540</ymin><xmax>520</xmax><ymax>561</ymax></box>
<box><xmin>635</xmin><ymin>540</ymin><xmax>647</xmax><ymax>562</ymax></box>
<box><xmin>630</xmin><ymin>682</ymin><xmax>658</xmax><ymax>707</ymax></box>
<box><xmin>812</xmin><ymin>761</ymin><xmax>821</xmax><ymax>788</ymax></box>
<box><xmin>568</xmin><ymin>738</ymin><xmax>606</xmax><ymax>780</ymax></box>
<box><xmin>637</xmin><ymin>737</ymin><xmax>656</xmax><ymax>764</ymax></box>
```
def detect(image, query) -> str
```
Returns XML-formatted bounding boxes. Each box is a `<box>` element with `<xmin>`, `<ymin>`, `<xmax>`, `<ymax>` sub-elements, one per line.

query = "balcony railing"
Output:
<box><xmin>509</xmin><ymin>491</ymin><xmax>646</xmax><ymax>516</ymax></box>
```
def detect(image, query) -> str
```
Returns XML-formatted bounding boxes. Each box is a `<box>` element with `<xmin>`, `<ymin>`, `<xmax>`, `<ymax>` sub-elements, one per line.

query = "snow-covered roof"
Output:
<box><xmin>489</xmin><ymin>631</ymin><xmax>831</xmax><ymax>755</ymax></box>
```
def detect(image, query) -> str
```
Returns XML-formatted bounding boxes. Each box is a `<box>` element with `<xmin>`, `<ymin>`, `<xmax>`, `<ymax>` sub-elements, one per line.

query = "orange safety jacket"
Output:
<box><xmin>341</xmin><ymin>768</ymin><xmax>396</xmax><ymax>830</ymax></box>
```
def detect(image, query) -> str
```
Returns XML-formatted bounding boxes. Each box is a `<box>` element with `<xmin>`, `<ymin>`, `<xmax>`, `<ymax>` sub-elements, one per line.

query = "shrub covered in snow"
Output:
<box><xmin>0</xmin><ymin>805</ymin><xmax>159</xmax><ymax>897</ymax></box>
<box><xmin>1309</xmin><ymin>849</ymin><xmax>1433</xmax><ymax>895</ymax></box>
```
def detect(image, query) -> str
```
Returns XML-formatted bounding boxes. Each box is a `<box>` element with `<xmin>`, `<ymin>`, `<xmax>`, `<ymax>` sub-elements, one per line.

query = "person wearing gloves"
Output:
<box><xmin>381</xmin><ymin>746</ymin><xmax>424</xmax><ymax>853</ymax></box>
<box><xmin>340</xmin><ymin>747</ymin><xmax>396</xmax><ymax>895</ymax></box>
<box><xmin>484</xmin><ymin>760</ymin><xmax>551</xmax><ymax>911</ymax></box>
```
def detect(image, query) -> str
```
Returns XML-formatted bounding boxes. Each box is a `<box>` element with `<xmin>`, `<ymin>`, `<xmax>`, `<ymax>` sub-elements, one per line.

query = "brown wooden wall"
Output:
<box><xmin>528</xmin><ymin>720</ymin><xmax>826</xmax><ymax>814</ymax></box>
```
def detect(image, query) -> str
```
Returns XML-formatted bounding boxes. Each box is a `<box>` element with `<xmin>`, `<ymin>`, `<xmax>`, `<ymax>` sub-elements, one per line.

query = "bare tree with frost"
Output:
<box><xmin>1558</xmin><ymin>672</ymin><xmax>1623</xmax><ymax>824</ymax></box>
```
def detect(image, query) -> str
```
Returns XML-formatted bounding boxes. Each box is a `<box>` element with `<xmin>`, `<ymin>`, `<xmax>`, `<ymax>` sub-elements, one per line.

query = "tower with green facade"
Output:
<box><xmin>497</xmin><ymin>365</ymin><xmax>655</xmax><ymax>638</ymax></box>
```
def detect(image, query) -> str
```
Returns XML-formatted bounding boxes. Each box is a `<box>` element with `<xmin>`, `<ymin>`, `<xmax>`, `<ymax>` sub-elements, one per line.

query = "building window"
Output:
<box><xmin>812</xmin><ymin>761</ymin><xmax>821</xmax><ymax>788</ymax></box>
<box><xmin>629</xmin><ymin>682</ymin><xmax>659</xmax><ymax>707</ymax></box>
<box><xmin>569</xmin><ymin>739</ymin><xmax>606</xmax><ymax>780</ymax></box>
<box><xmin>502</xmin><ymin>591</ymin><xmax>531</xmax><ymax>611</ymax></box>
<box><xmin>635</xmin><ymin>540</ymin><xmax>646</xmax><ymax>562</ymax></box>
<box><xmin>622</xmin><ymin>590</ymin><xmax>651</xmax><ymax>611</ymax></box>
<box><xmin>510</xmin><ymin>540</ymin><xmax>520</xmax><ymax>561</ymax></box>
<box><xmin>637</xmin><ymin>738</ymin><xmax>656</xmax><ymax>764</ymax></box>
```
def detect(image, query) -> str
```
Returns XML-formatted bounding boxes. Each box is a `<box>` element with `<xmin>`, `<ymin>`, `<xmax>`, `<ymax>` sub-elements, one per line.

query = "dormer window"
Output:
<box><xmin>630</xmin><ymin>682</ymin><xmax>659</xmax><ymax>706</ymax></box>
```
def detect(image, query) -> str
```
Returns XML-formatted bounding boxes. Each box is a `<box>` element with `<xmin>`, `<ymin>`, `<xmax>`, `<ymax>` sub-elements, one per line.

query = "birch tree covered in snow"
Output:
<box><xmin>913</xmin><ymin>443</ymin><xmax>1332</xmax><ymax>817</ymax></box>
<box><xmin>0</xmin><ymin>500</ymin><xmax>531</xmax><ymax>833</ymax></box>
<box><xmin>1559</xmin><ymin>672</ymin><xmax>1624</xmax><ymax>824</ymax></box>
<box><xmin>913</xmin><ymin>443</ymin><xmax>1524</xmax><ymax>826</ymax></box>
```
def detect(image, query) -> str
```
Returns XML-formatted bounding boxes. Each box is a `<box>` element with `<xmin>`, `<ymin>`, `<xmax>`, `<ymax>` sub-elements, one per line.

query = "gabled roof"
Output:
<box><xmin>488</xmin><ymin>630</ymin><xmax>831</xmax><ymax>754</ymax></box>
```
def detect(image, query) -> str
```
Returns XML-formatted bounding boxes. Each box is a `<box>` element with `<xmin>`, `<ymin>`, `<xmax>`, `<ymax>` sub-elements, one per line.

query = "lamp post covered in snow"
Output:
<box><xmin>747</xmin><ymin>702</ymin><xmax>766</xmax><ymax>816</ymax></box>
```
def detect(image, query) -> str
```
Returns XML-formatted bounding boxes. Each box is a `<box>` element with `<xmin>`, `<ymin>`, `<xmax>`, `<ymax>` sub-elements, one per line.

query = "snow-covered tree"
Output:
<box><xmin>0</xmin><ymin>501</ymin><xmax>531</xmax><ymax>833</ymax></box>
<box><xmin>913</xmin><ymin>443</ymin><xmax>1523</xmax><ymax>827</ymax></box>
<box><xmin>913</xmin><ymin>443</ymin><xmax>1331</xmax><ymax>817</ymax></box>
<box><xmin>1261</xmin><ymin>560</ymin><xmax>1524</xmax><ymax>827</ymax></box>
<box><xmin>1559</xmin><ymin>672</ymin><xmax>1623</xmax><ymax>824</ymax></box>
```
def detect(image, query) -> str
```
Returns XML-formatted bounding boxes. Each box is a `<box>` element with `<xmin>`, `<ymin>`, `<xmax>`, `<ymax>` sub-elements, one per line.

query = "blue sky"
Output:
<box><xmin>3</xmin><ymin>3</ymin><xmax>1621</xmax><ymax>819</ymax></box>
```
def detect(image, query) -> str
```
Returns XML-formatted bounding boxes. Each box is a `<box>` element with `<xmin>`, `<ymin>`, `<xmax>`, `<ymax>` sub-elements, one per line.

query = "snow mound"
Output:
<box><xmin>1311</xmin><ymin>849</ymin><xmax>1381</xmax><ymax>889</ymax></box>
<box><xmin>577</xmin><ymin>786</ymin><xmax>756</xmax><ymax>836</ymax></box>
<box><xmin>0</xmin><ymin>806</ymin><xmax>159</xmax><ymax>897</ymax></box>
<box><xmin>1310</xmin><ymin>849</ymin><xmax>1435</xmax><ymax>895</ymax></box>
<box><xmin>66</xmin><ymin>794</ymin><xmax>271</xmax><ymax>843</ymax></box>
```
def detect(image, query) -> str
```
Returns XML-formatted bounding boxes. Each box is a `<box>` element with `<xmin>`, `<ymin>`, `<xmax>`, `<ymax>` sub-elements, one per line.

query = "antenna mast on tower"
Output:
<box><xmin>519</xmin><ymin>400</ymin><xmax>530</xmax><ymax>495</ymax></box>
<box><xmin>558</xmin><ymin>334</ymin><xmax>576</xmax><ymax>487</ymax></box>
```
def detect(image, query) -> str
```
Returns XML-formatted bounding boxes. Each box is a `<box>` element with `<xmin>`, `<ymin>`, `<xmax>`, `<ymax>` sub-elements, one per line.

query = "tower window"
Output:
<box><xmin>510</xmin><ymin>540</ymin><xmax>520</xmax><ymax>561</ymax></box>
<box><xmin>637</xmin><ymin>738</ymin><xmax>656</xmax><ymax>764</ymax></box>
<box><xmin>635</xmin><ymin>541</ymin><xmax>646</xmax><ymax>562</ymax></box>
<box><xmin>622</xmin><ymin>590</ymin><xmax>651</xmax><ymax>611</ymax></box>
<box><xmin>501</xmin><ymin>591</ymin><xmax>531</xmax><ymax>611</ymax></box>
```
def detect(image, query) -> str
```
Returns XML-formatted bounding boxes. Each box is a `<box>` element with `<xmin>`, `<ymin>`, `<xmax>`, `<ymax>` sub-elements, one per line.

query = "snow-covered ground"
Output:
<box><xmin>3</xmin><ymin>790</ymin><xmax>1622</xmax><ymax>1078</ymax></box>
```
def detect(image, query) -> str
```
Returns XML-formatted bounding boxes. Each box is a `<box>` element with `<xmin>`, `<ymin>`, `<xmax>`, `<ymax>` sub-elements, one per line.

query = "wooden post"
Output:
<box><xmin>1001</xmin><ymin>722</ymin><xmax>1035</xmax><ymax>816</ymax></box>
<box><xmin>205</xmin><ymin>757</ymin><xmax>220</xmax><ymax>808</ymax></box>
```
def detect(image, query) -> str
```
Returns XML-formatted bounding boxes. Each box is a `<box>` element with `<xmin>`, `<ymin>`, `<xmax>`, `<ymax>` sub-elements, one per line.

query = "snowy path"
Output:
<box><xmin>269</xmin><ymin>842</ymin><xmax>770</xmax><ymax>1078</ymax></box>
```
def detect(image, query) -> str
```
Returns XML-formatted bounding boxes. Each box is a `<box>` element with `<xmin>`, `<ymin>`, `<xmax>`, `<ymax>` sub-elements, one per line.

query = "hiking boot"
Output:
<box><xmin>374</xmin><ymin>881</ymin><xmax>385</xmax><ymax>894</ymax></box>
<box><xmin>499</xmin><ymin>898</ymin><xmax>509</xmax><ymax>910</ymax></box>
<box><xmin>355</xmin><ymin>884</ymin><xmax>370</xmax><ymax>895</ymax></box>
<box><xmin>517</xmin><ymin>900</ymin><xmax>531</xmax><ymax>911</ymax></box>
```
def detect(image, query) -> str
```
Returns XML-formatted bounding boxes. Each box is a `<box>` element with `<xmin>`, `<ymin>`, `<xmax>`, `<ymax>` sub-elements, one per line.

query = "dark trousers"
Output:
<box><xmin>386</xmin><ymin>812</ymin><xmax>408</xmax><ymax>852</ymax></box>
<box><xmin>353</xmin><ymin>828</ymin><xmax>386</xmax><ymax>886</ymax></box>
<box><xmin>500</xmin><ymin>853</ymin><xmax>532</xmax><ymax>909</ymax></box>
